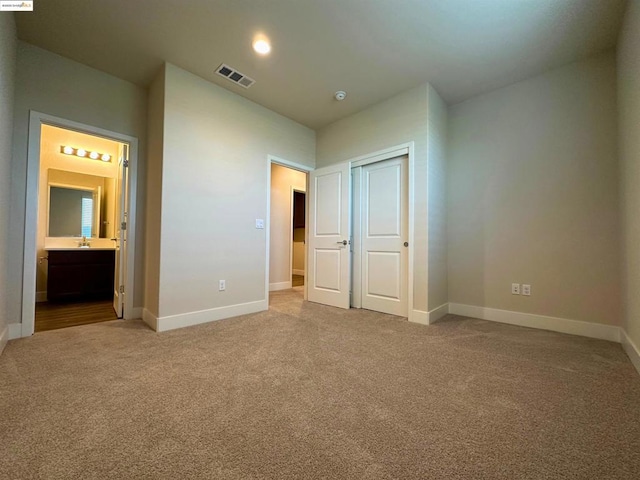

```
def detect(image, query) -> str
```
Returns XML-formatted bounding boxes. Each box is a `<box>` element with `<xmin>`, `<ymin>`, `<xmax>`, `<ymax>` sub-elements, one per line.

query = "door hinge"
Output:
<box><xmin>121</xmin><ymin>221</ymin><xmax>127</xmax><ymax>231</ymax></box>
<box><xmin>120</xmin><ymin>285</ymin><xmax>125</xmax><ymax>294</ymax></box>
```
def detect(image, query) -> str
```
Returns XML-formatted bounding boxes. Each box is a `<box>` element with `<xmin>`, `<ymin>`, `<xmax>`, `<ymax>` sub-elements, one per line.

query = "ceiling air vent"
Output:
<box><xmin>215</xmin><ymin>63</ymin><xmax>255</xmax><ymax>89</ymax></box>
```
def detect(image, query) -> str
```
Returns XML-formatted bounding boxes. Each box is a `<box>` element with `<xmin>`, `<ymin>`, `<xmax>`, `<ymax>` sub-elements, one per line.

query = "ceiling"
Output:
<box><xmin>15</xmin><ymin>0</ymin><xmax>627</xmax><ymax>129</ymax></box>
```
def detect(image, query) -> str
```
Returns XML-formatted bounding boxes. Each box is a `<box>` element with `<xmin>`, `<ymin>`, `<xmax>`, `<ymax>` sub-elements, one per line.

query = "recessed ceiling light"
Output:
<box><xmin>253</xmin><ymin>38</ymin><xmax>271</xmax><ymax>55</ymax></box>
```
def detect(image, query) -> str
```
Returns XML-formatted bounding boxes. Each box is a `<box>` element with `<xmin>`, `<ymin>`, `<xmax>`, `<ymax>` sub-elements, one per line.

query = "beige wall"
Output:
<box><xmin>150</xmin><ymin>63</ymin><xmax>315</xmax><ymax>321</ymax></box>
<box><xmin>448</xmin><ymin>52</ymin><xmax>620</xmax><ymax>326</ymax></box>
<box><xmin>36</xmin><ymin>125</ymin><xmax>120</xmax><ymax>297</ymax></box>
<box><xmin>144</xmin><ymin>66</ymin><xmax>166</xmax><ymax>318</ymax></box>
<box><xmin>427</xmin><ymin>85</ymin><xmax>448</xmax><ymax>311</ymax></box>
<box><xmin>316</xmin><ymin>84</ymin><xmax>435</xmax><ymax>314</ymax></box>
<box><xmin>270</xmin><ymin>163</ymin><xmax>306</xmax><ymax>287</ymax></box>
<box><xmin>0</xmin><ymin>12</ymin><xmax>16</xmax><ymax>350</ymax></box>
<box><xmin>618</xmin><ymin>0</ymin><xmax>640</xmax><ymax>348</ymax></box>
<box><xmin>8</xmin><ymin>42</ymin><xmax>147</xmax><ymax>325</ymax></box>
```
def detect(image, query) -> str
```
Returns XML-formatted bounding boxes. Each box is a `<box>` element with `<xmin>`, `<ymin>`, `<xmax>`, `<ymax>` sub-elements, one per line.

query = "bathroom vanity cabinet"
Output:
<box><xmin>47</xmin><ymin>249</ymin><xmax>115</xmax><ymax>302</ymax></box>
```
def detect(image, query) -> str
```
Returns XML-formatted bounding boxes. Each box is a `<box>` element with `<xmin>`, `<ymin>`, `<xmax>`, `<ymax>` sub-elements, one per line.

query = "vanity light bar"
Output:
<box><xmin>60</xmin><ymin>145</ymin><xmax>111</xmax><ymax>162</ymax></box>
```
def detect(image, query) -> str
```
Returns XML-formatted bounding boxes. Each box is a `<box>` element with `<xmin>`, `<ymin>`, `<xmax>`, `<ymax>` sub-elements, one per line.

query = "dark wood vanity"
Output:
<box><xmin>47</xmin><ymin>249</ymin><xmax>115</xmax><ymax>302</ymax></box>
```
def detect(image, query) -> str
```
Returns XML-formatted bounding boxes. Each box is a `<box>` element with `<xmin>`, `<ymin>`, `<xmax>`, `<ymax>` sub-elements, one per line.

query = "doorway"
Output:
<box><xmin>33</xmin><ymin>125</ymin><xmax>128</xmax><ymax>331</ymax></box>
<box><xmin>292</xmin><ymin>190</ymin><xmax>306</xmax><ymax>288</ymax></box>
<box><xmin>268</xmin><ymin>162</ymin><xmax>308</xmax><ymax>293</ymax></box>
<box><xmin>20</xmin><ymin>112</ymin><xmax>138</xmax><ymax>337</ymax></box>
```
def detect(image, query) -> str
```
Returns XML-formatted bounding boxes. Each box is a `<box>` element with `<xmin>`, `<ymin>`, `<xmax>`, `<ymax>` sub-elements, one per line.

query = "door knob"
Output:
<box><xmin>337</xmin><ymin>240</ymin><xmax>347</xmax><ymax>245</ymax></box>
<box><xmin>404</xmin><ymin>242</ymin><xmax>409</xmax><ymax>247</ymax></box>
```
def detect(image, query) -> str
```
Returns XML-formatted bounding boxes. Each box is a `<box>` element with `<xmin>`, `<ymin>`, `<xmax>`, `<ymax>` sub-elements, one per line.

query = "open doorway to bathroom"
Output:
<box><xmin>33</xmin><ymin>124</ymin><xmax>129</xmax><ymax>332</ymax></box>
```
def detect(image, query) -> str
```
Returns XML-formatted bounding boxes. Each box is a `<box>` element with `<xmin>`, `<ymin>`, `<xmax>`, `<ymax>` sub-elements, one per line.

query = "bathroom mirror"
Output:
<box><xmin>48</xmin><ymin>185</ymin><xmax>100</xmax><ymax>237</ymax></box>
<box><xmin>47</xmin><ymin>169</ymin><xmax>117</xmax><ymax>238</ymax></box>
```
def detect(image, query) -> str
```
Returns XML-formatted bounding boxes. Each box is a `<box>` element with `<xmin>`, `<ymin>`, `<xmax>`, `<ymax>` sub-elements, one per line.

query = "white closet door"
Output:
<box><xmin>307</xmin><ymin>162</ymin><xmax>351</xmax><ymax>309</ymax></box>
<box><xmin>361</xmin><ymin>156</ymin><xmax>408</xmax><ymax>316</ymax></box>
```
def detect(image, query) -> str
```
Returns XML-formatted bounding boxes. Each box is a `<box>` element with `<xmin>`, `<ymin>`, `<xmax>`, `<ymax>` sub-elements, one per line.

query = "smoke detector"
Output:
<box><xmin>334</xmin><ymin>91</ymin><xmax>347</xmax><ymax>101</ymax></box>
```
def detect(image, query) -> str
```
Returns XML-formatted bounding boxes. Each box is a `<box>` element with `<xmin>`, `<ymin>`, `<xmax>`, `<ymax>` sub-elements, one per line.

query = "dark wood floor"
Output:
<box><xmin>292</xmin><ymin>274</ymin><xmax>304</xmax><ymax>287</ymax></box>
<box><xmin>35</xmin><ymin>300</ymin><xmax>117</xmax><ymax>332</ymax></box>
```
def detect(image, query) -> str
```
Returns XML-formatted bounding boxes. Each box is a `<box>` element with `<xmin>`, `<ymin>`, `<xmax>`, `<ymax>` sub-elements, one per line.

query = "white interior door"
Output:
<box><xmin>360</xmin><ymin>156</ymin><xmax>408</xmax><ymax>316</ymax></box>
<box><xmin>113</xmin><ymin>144</ymin><xmax>129</xmax><ymax>318</ymax></box>
<box><xmin>307</xmin><ymin>162</ymin><xmax>351</xmax><ymax>309</ymax></box>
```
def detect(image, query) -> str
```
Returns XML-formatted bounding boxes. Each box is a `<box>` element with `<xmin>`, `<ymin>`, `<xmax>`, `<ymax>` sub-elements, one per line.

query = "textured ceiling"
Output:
<box><xmin>15</xmin><ymin>0</ymin><xmax>627</xmax><ymax>129</ymax></box>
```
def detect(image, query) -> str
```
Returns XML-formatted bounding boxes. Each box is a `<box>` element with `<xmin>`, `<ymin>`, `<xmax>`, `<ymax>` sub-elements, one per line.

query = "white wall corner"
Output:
<box><xmin>0</xmin><ymin>325</ymin><xmax>8</xmax><ymax>355</ymax></box>
<box><xmin>142</xmin><ymin>309</ymin><xmax>158</xmax><ymax>331</ymax></box>
<box><xmin>428</xmin><ymin>303</ymin><xmax>450</xmax><ymax>324</ymax></box>
<box><xmin>36</xmin><ymin>291</ymin><xmax>47</xmax><ymax>303</ymax></box>
<box><xmin>449</xmin><ymin>303</ymin><xmax>621</xmax><ymax>343</ymax></box>
<box><xmin>409</xmin><ymin>309</ymin><xmax>429</xmax><ymax>325</ymax></box>
<box><xmin>8</xmin><ymin>323</ymin><xmax>23</xmax><ymax>340</ymax></box>
<box><xmin>269</xmin><ymin>281</ymin><xmax>292</xmax><ymax>292</ymax></box>
<box><xmin>155</xmin><ymin>299</ymin><xmax>268</xmax><ymax>333</ymax></box>
<box><xmin>129</xmin><ymin>307</ymin><xmax>143</xmax><ymax>320</ymax></box>
<box><xmin>621</xmin><ymin>329</ymin><xmax>640</xmax><ymax>377</ymax></box>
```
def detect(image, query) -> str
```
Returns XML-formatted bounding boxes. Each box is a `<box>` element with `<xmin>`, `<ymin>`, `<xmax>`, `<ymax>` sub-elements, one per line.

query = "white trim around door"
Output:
<box><xmin>20</xmin><ymin>111</ymin><xmax>139</xmax><ymax>337</ymax></box>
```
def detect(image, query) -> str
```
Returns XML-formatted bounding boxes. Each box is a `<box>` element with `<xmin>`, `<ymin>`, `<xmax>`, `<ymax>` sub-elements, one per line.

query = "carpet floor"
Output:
<box><xmin>1</xmin><ymin>288</ymin><xmax>639</xmax><ymax>479</ymax></box>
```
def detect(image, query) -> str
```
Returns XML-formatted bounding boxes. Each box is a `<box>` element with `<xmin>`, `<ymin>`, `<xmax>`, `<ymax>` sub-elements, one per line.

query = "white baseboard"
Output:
<box><xmin>129</xmin><ymin>307</ymin><xmax>143</xmax><ymax>320</ymax></box>
<box><xmin>428</xmin><ymin>303</ymin><xmax>450</xmax><ymax>324</ymax></box>
<box><xmin>36</xmin><ymin>291</ymin><xmax>47</xmax><ymax>303</ymax></box>
<box><xmin>269</xmin><ymin>281</ymin><xmax>292</xmax><ymax>292</ymax></box>
<box><xmin>409</xmin><ymin>309</ymin><xmax>429</xmax><ymax>325</ymax></box>
<box><xmin>0</xmin><ymin>325</ymin><xmax>7</xmax><ymax>355</ymax></box>
<box><xmin>292</xmin><ymin>269</ymin><xmax>305</xmax><ymax>276</ymax></box>
<box><xmin>449</xmin><ymin>303</ymin><xmax>620</xmax><ymax>342</ymax></box>
<box><xmin>621</xmin><ymin>329</ymin><xmax>640</xmax><ymax>376</ymax></box>
<box><xmin>147</xmin><ymin>299</ymin><xmax>268</xmax><ymax>333</ymax></box>
<box><xmin>8</xmin><ymin>323</ymin><xmax>22</xmax><ymax>340</ymax></box>
<box><xmin>142</xmin><ymin>308</ymin><xmax>158</xmax><ymax>331</ymax></box>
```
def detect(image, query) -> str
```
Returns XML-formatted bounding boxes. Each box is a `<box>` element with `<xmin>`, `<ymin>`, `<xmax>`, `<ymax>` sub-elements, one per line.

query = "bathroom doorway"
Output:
<box><xmin>33</xmin><ymin>125</ymin><xmax>127</xmax><ymax>332</ymax></box>
<box><xmin>19</xmin><ymin>112</ymin><xmax>139</xmax><ymax>336</ymax></box>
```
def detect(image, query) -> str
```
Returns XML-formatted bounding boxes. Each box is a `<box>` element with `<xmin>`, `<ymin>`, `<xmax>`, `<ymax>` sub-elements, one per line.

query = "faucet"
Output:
<box><xmin>78</xmin><ymin>236</ymin><xmax>91</xmax><ymax>247</ymax></box>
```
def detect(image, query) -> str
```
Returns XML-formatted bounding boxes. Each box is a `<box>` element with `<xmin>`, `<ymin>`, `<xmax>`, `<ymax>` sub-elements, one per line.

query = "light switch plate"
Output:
<box><xmin>255</xmin><ymin>219</ymin><xmax>265</xmax><ymax>229</ymax></box>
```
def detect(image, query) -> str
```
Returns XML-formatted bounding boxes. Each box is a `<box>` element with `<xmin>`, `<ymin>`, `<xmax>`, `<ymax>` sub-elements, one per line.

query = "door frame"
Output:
<box><xmin>20</xmin><ymin>111</ymin><xmax>139</xmax><ymax>337</ymax></box>
<box><xmin>265</xmin><ymin>155</ymin><xmax>313</xmax><ymax>303</ymax></box>
<box><xmin>348</xmin><ymin>143</ymin><xmax>415</xmax><ymax>320</ymax></box>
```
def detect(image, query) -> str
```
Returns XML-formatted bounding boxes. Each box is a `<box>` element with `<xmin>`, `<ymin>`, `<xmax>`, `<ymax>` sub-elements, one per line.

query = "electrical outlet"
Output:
<box><xmin>522</xmin><ymin>284</ymin><xmax>531</xmax><ymax>296</ymax></box>
<box><xmin>219</xmin><ymin>280</ymin><xmax>226</xmax><ymax>291</ymax></box>
<box><xmin>511</xmin><ymin>283</ymin><xmax>520</xmax><ymax>295</ymax></box>
<box><xmin>255</xmin><ymin>219</ymin><xmax>265</xmax><ymax>229</ymax></box>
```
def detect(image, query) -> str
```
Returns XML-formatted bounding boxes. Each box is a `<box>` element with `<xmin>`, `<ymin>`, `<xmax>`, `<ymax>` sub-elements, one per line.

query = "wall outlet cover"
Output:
<box><xmin>255</xmin><ymin>219</ymin><xmax>265</xmax><ymax>229</ymax></box>
<box><xmin>511</xmin><ymin>283</ymin><xmax>520</xmax><ymax>295</ymax></box>
<box><xmin>522</xmin><ymin>284</ymin><xmax>531</xmax><ymax>296</ymax></box>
